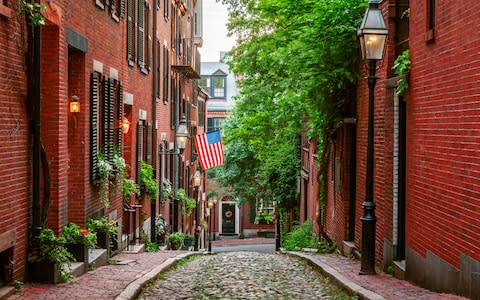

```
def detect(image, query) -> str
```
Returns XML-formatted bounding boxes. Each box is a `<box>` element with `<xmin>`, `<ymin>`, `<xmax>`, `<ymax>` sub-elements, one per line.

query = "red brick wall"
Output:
<box><xmin>0</xmin><ymin>2</ymin><xmax>30</xmax><ymax>281</ymax></box>
<box><xmin>408</xmin><ymin>0</ymin><xmax>480</xmax><ymax>267</ymax></box>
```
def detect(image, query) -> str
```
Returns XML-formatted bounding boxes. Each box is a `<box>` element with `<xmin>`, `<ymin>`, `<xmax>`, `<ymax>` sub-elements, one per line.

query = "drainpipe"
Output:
<box><xmin>31</xmin><ymin>1</ymin><xmax>43</xmax><ymax>242</ymax></box>
<box><xmin>150</xmin><ymin>0</ymin><xmax>158</xmax><ymax>243</ymax></box>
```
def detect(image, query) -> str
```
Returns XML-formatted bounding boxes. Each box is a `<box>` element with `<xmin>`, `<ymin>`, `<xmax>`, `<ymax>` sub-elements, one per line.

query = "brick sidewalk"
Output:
<box><xmin>7</xmin><ymin>251</ymin><xmax>188</xmax><ymax>300</ymax></box>
<box><xmin>287</xmin><ymin>251</ymin><xmax>468</xmax><ymax>300</ymax></box>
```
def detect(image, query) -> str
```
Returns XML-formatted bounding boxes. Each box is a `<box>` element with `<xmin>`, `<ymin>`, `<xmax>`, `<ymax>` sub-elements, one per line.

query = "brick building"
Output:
<box><xmin>0</xmin><ymin>0</ymin><xmax>205</xmax><ymax>285</ymax></box>
<box><xmin>302</xmin><ymin>0</ymin><xmax>479</xmax><ymax>298</ymax></box>
<box><xmin>201</xmin><ymin>57</ymin><xmax>274</xmax><ymax>239</ymax></box>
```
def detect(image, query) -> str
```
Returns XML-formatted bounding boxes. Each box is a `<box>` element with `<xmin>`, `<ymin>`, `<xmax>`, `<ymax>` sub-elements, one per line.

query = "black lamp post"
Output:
<box><xmin>207</xmin><ymin>194</ymin><xmax>217</xmax><ymax>252</ymax></box>
<box><xmin>193</xmin><ymin>169</ymin><xmax>202</xmax><ymax>251</ymax></box>
<box><xmin>173</xmin><ymin>114</ymin><xmax>189</xmax><ymax>232</ymax></box>
<box><xmin>357</xmin><ymin>0</ymin><xmax>388</xmax><ymax>275</ymax></box>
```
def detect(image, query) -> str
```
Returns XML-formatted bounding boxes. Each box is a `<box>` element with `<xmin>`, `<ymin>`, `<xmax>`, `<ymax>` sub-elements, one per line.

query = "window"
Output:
<box><xmin>90</xmin><ymin>72</ymin><xmax>124</xmax><ymax>181</ymax></box>
<box><xmin>425</xmin><ymin>0</ymin><xmax>435</xmax><ymax>42</ymax></box>
<box><xmin>198</xmin><ymin>101</ymin><xmax>205</xmax><ymax>127</ymax></box>
<box><xmin>95</xmin><ymin>0</ymin><xmax>125</xmax><ymax>21</ymax></box>
<box><xmin>199</xmin><ymin>76</ymin><xmax>226</xmax><ymax>98</ymax></box>
<box><xmin>163</xmin><ymin>44</ymin><xmax>170</xmax><ymax>103</ymax></box>
<box><xmin>127</xmin><ymin>0</ymin><xmax>151</xmax><ymax>72</ymax></box>
<box><xmin>213</xmin><ymin>77</ymin><xmax>226</xmax><ymax>97</ymax></box>
<box><xmin>207</xmin><ymin>117</ymin><xmax>224</xmax><ymax>132</ymax></box>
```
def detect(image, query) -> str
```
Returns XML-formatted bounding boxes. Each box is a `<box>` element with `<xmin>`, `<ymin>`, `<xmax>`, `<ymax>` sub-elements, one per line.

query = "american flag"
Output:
<box><xmin>194</xmin><ymin>130</ymin><xmax>224</xmax><ymax>170</ymax></box>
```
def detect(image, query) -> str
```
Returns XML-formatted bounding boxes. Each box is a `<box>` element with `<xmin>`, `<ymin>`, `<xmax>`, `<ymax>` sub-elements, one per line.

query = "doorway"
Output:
<box><xmin>221</xmin><ymin>203</ymin><xmax>236</xmax><ymax>235</ymax></box>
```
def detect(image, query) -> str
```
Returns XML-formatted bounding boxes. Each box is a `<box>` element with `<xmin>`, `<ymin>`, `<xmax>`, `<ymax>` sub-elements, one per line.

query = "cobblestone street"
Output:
<box><xmin>139</xmin><ymin>252</ymin><xmax>350</xmax><ymax>300</ymax></box>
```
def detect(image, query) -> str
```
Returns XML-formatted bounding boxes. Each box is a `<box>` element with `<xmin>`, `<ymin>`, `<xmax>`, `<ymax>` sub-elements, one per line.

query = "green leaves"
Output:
<box><xmin>392</xmin><ymin>49</ymin><xmax>411</xmax><ymax>95</ymax></box>
<box><xmin>218</xmin><ymin>0</ymin><xmax>367</xmax><ymax>210</ymax></box>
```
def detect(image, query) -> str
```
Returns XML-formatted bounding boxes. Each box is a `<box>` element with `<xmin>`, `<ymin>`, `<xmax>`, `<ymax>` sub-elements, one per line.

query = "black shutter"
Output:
<box><xmin>146</xmin><ymin>122</ymin><xmax>152</xmax><ymax>164</ymax></box>
<box><xmin>117</xmin><ymin>82</ymin><xmax>123</xmax><ymax>150</ymax></box>
<box><xmin>127</xmin><ymin>0</ymin><xmax>135</xmax><ymax>63</ymax></box>
<box><xmin>90</xmin><ymin>72</ymin><xmax>100</xmax><ymax>181</ymax></box>
<box><xmin>155</xmin><ymin>39</ymin><xmax>161</xmax><ymax>98</ymax></box>
<box><xmin>109</xmin><ymin>79</ymin><xmax>115</xmax><ymax>160</ymax></box>
<box><xmin>136</xmin><ymin>121</ymin><xmax>144</xmax><ymax>185</ymax></box>
<box><xmin>145</xmin><ymin>3</ymin><xmax>151</xmax><ymax>70</ymax></box>
<box><xmin>137</xmin><ymin>0</ymin><xmax>145</xmax><ymax>67</ymax></box>
<box><xmin>120</xmin><ymin>0</ymin><xmax>126</xmax><ymax>18</ymax></box>
<box><xmin>102</xmin><ymin>77</ymin><xmax>109</xmax><ymax>156</ymax></box>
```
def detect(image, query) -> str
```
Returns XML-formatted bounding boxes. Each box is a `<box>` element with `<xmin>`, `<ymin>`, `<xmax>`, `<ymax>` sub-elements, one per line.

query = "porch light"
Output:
<box><xmin>194</xmin><ymin>169</ymin><xmax>202</xmax><ymax>187</ymax></box>
<box><xmin>121</xmin><ymin>116</ymin><xmax>130</xmax><ymax>134</ymax></box>
<box><xmin>358</xmin><ymin>0</ymin><xmax>388</xmax><ymax>60</ymax></box>
<box><xmin>176</xmin><ymin>114</ymin><xmax>189</xmax><ymax>151</ymax></box>
<box><xmin>70</xmin><ymin>95</ymin><xmax>80</xmax><ymax>113</ymax></box>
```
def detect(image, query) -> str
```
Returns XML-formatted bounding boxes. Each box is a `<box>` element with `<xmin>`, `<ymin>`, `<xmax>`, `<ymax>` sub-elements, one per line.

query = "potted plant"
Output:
<box><xmin>28</xmin><ymin>228</ymin><xmax>74</xmax><ymax>283</ymax></box>
<box><xmin>154</xmin><ymin>215</ymin><xmax>169</xmax><ymax>245</ymax></box>
<box><xmin>62</xmin><ymin>223</ymin><xmax>97</xmax><ymax>262</ymax></box>
<box><xmin>177</xmin><ymin>188</ymin><xmax>196</xmax><ymax>216</ymax></box>
<box><xmin>87</xmin><ymin>217</ymin><xmax>118</xmax><ymax>256</ymax></box>
<box><xmin>161</xmin><ymin>179</ymin><xmax>173</xmax><ymax>205</ymax></box>
<box><xmin>183</xmin><ymin>234</ymin><xmax>195</xmax><ymax>250</ymax></box>
<box><xmin>168</xmin><ymin>231</ymin><xmax>185</xmax><ymax>250</ymax></box>
<box><xmin>140</xmin><ymin>161</ymin><xmax>158</xmax><ymax>201</ymax></box>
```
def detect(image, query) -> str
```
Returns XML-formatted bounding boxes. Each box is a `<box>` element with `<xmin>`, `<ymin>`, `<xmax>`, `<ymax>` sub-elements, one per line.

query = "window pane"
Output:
<box><xmin>213</xmin><ymin>77</ymin><xmax>225</xmax><ymax>97</ymax></box>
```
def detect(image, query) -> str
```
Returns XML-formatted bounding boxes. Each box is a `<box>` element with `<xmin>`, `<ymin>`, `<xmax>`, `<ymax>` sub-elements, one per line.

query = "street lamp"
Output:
<box><xmin>176</xmin><ymin>114</ymin><xmax>189</xmax><ymax>151</ymax></box>
<box><xmin>173</xmin><ymin>113</ymin><xmax>189</xmax><ymax>232</ymax></box>
<box><xmin>207</xmin><ymin>194</ymin><xmax>218</xmax><ymax>252</ymax></box>
<box><xmin>193</xmin><ymin>169</ymin><xmax>202</xmax><ymax>251</ymax></box>
<box><xmin>357</xmin><ymin>0</ymin><xmax>388</xmax><ymax>275</ymax></box>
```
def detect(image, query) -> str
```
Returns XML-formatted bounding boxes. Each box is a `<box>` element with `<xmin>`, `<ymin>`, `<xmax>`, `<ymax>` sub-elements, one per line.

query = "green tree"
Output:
<box><xmin>218</xmin><ymin>0</ymin><xmax>367</xmax><ymax>213</ymax></box>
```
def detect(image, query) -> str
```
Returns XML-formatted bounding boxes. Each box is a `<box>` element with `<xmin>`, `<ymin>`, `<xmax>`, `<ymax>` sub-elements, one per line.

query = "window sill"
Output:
<box><xmin>0</xmin><ymin>5</ymin><xmax>13</xmax><ymax>18</ymax></box>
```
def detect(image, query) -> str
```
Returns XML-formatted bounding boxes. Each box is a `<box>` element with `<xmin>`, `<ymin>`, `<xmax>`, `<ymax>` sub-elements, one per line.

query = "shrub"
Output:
<box><xmin>283</xmin><ymin>220</ymin><xmax>318</xmax><ymax>251</ymax></box>
<box><xmin>168</xmin><ymin>231</ymin><xmax>185</xmax><ymax>250</ymax></box>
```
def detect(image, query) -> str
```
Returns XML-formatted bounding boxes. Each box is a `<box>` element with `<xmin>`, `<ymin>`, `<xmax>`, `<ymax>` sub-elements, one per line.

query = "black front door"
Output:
<box><xmin>222</xmin><ymin>203</ymin><xmax>236</xmax><ymax>234</ymax></box>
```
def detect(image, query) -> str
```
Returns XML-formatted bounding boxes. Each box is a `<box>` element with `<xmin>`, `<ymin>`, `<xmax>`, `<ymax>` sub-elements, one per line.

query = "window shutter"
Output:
<box><xmin>186</xmin><ymin>100</ymin><xmax>191</xmax><ymax>131</ymax></box>
<box><xmin>120</xmin><ymin>0</ymin><xmax>126</xmax><ymax>18</ymax></box>
<box><xmin>155</xmin><ymin>39</ymin><xmax>161</xmax><ymax>98</ymax></box>
<box><xmin>127</xmin><ymin>0</ymin><xmax>134</xmax><ymax>63</ymax></box>
<box><xmin>103</xmin><ymin>78</ymin><xmax>115</xmax><ymax>161</ymax></box>
<box><xmin>117</xmin><ymin>82</ymin><xmax>123</xmax><ymax>150</ymax></box>
<box><xmin>137</xmin><ymin>0</ymin><xmax>145</xmax><ymax>67</ymax></box>
<box><xmin>90</xmin><ymin>72</ymin><xmax>100</xmax><ymax>181</ymax></box>
<box><xmin>145</xmin><ymin>2</ymin><xmax>151</xmax><ymax>70</ymax></box>
<box><xmin>146</xmin><ymin>122</ymin><xmax>152</xmax><ymax>164</ymax></box>
<box><xmin>136</xmin><ymin>121</ymin><xmax>144</xmax><ymax>185</ymax></box>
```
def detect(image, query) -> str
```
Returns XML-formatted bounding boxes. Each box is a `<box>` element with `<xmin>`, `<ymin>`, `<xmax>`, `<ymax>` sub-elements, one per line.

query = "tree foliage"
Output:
<box><xmin>217</xmin><ymin>0</ymin><xmax>367</xmax><ymax>211</ymax></box>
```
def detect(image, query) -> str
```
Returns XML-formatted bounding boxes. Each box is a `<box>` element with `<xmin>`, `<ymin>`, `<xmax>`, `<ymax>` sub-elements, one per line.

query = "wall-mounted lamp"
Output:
<box><xmin>70</xmin><ymin>95</ymin><xmax>80</xmax><ymax>128</ymax></box>
<box><xmin>70</xmin><ymin>95</ymin><xmax>80</xmax><ymax>113</ymax></box>
<box><xmin>122</xmin><ymin>116</ymin><xmax>130</xmax><ymax>134</ymax></box>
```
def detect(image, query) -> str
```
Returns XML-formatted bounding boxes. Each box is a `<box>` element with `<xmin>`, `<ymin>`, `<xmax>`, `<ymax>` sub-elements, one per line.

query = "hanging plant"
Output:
<box><xmin>96</xmin><ymin>151</ymin><xmax>113</xmax><ymax>208</ymax></box>
<box><xmin>140</xmin><ymin>161</ymin><xmax>158</xmax><ymax>201</ymax></box>
<box><xmin>112</xmin><ymin>150</ymin><xmax>127</xmax><ymax>188</ymax></box>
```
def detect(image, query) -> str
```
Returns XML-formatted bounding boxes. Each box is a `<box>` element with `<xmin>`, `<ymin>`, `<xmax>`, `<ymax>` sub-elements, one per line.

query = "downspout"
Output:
<box><xmin>31</xmin><ymin>0</ymin><xmax>43</xmax><ymax>242</ymax></box>
<box><xmin>150</xmin><ymin>0</ymin><xmax>158</xmax><ymax>243</ymax></box>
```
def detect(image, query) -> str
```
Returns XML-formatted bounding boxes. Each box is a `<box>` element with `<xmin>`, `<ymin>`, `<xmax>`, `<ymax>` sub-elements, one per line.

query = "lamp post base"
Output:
<box><xmin>359</xmin><ymin>201</ymin><xmax>377</xmax><ymax>275</ymax></box>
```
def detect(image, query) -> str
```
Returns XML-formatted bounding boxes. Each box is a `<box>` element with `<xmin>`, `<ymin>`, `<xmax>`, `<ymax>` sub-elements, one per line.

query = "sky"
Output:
<box><xmin>198</xmin><ymin>0</ymin><xmax>236</xmax><ymax>62</ymax></box>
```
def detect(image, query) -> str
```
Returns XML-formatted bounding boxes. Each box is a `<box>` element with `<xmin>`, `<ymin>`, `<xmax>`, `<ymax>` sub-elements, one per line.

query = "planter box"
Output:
<box><xmin>28</xmin><ymin>261</ymin><xmax>63</xmax><ymax>284</ymax></box>
<box><xmin>66</xmin><ymin>244</ymin><xmax>88</xmax><ymax>262</ymax></box>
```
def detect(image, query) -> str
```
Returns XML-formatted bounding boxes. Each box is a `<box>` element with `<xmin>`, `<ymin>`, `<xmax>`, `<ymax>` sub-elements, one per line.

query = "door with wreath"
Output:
<box><xmin>221</xmin><ymin>203</ymin><xmax>236</xmax><ymax>234</ymax></box>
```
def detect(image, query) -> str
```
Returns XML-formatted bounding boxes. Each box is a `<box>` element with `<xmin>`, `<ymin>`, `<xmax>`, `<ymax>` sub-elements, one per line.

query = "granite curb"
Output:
<box><xmin>282</xmin><ymin>250</ymin><xmax>386</xmax><ymax>300</ymax></box>
<box><xmin>114</xmin><ymin>252</ymin><xmax>202</xmax><ymax>300</ymax></box>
